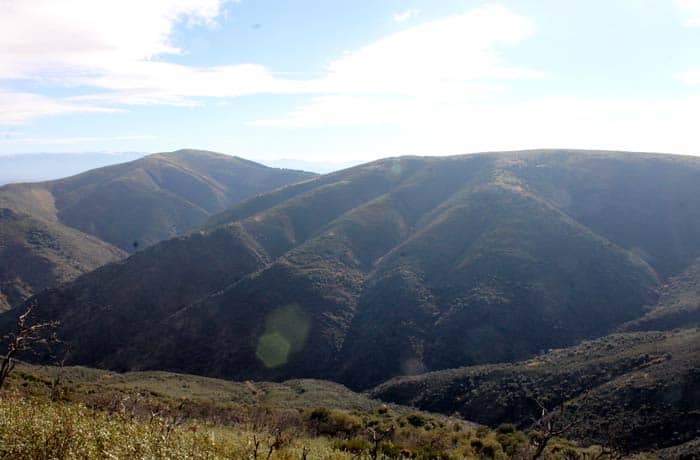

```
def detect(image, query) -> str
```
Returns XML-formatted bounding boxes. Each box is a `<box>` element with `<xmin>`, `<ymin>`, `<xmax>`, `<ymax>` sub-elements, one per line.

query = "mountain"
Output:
<box><xmin>0</xmin><ymin>152</ymin><xmax>146</xmax><ymax>185</ymax></box>
<box><xmin>369</xmin><ymin>328</ymin><xmax>700</xmax><ymax>453</ymax></box>
<box><xmin>262</xmin><ymin>158</ymin><xmax>361</xmax><ymax>174</ymax></box>
<box><xmin>619</xmin><ymin>257</ymin><xmax>700</xmax><ymax>332</ymax></box>
<box><xmin>0</xmin><ymin>208</ymin><xmax>125</xmax><ymax>312</ymax></box>
<box><xmin>10</xmin><ymin>150</ymin><xmax>700</xmax><ymax>390</ymax></box>
<box><xmin>0</xmin><ymin>149</ymin><xmax>315</xmax><ymax>309</ymax></box>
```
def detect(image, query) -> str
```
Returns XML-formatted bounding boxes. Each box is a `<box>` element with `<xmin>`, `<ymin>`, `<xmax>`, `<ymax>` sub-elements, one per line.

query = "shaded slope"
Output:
<box><xmin>29</xmin><ymin>158</ymin><xmax>428</xmax><ymax>374</ymax></box>
<box><xmin>338</xmin><ymin>181</ymin><xmax>657</xmax><ymax>388</ymax></box>
<box><xmin>619</xmin><ymin>258</ymin><xmax>700</xmax><ymax>332</ymax></box>
<box><xmin>12</xmin><ymin>150</ymin><xmax>700</xmax><ymax>391</ymax></box>
<box><xmin>510</xmin><ymin>151</ymin><xmax>700</xmax><ymax>277</ymax></box>
<box><xmin>369</xmin><ymin>328</ymin><xmax>700</xmax><ymax>453</ymax></box>
<box><xmin>0</xmin><ymin>150</ymin><xmax>314</xmax><ymax>309</ymax></box>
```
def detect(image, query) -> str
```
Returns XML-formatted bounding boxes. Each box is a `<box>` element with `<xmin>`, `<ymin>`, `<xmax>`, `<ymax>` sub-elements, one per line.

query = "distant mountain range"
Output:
<box><xmin>262</xmin><ymin>158</ymin><xmax>361</xmax><ymax>174</ymax></box>
<box><xmin>12</xmin><ymin>149</ymin><xmax>700</xmax><ymax>393</ymax></box>
<box><xmin>0</xmin><ymin>150</ymin><xmax>314</xmax><ymax>310</ymax></box>
<box><xmin>0</xmin><ymin>152</ymin><xmax>355</xmax><ymax>185</ymax></box>
<box><xmin>0</xmin><ymin>152</ymin><xmax>147</xmax><ymax>185</ymax></box>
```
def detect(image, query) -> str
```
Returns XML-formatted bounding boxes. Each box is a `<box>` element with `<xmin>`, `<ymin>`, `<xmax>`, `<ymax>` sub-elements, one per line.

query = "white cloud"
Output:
<box><xmin>253</xmin><ymin>93</ymin><xmax>700</xmax><ymax>158</ymax></box>
<box><xmin>677</xmin><ymin>69</ymin><xmax>700</xmax><ymax>84</ymax></box>
<box><xmin>318</xmin><ymin>5</ymin><xmax>540</xmax><ymax>98</ymax></box>
<box><xmin>0</xmin><ymin>2</ymin><xmax>539</xmax><ymax>119</ymax></box>
<box><xmin>0</xmin><ymin>0</ymin><xmax>225</xmax><ymax>80</ymax></box>
<box><xmin>676</xmin><ymin>0</ymin><xmax>700</xmax><ymax>26</ymax></box>
<box><xmin>393</xmin><ymin>9</ymin><xmax>420</xmax><ymax>22</ymax></box>
<box><xmin>74</xmin><ymin>4</ymin><xmax>539</xmax><ymax>104</ymax></box>
<box><xmin>0</xmin><ymin>91</ymin><xmax>116</xmax><ymax>125</ymax></box>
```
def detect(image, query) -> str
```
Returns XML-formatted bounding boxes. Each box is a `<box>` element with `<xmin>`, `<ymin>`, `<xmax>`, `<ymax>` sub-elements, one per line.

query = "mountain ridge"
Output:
<box><xmin>12</xmin><ymin>149</ymin><xmax>700</xmax><ymax>390</ymax></box>
<box><xmin>0</xmin><ymin>149</ymin><xmax>315</xmax><ymax>309</ymax></box>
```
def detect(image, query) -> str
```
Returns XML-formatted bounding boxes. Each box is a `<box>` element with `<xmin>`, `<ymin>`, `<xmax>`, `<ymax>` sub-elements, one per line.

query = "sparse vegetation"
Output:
<box><xmin>371</xmin><ymin>328</ymin><xmax>700</xmax><ymax>454</ymax></box>
<box><xmin>0</xmin><ymin>363</ymin><xmax>618</xmax><ymax>459</ymax></box>
<box><xmin>0</xmin><ymin>149</ymin><xmax>313</xmax><ymax>310</ymax></box>
<box><xmin>3</xmin><ymin>150</ymin><xmax>700</xmax><ymax>458</ymax></box>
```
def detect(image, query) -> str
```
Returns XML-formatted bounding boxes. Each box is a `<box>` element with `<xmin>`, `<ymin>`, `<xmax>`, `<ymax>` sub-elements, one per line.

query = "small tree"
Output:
<box><xmin>0</xmin><ymin>300</ymin><xmax>60</xmax><ymax>391</ymax></box>
<box><xmin>527</xmin><ymin>398</ymin><xmax>581</xmax><ymax>460</ymax></box>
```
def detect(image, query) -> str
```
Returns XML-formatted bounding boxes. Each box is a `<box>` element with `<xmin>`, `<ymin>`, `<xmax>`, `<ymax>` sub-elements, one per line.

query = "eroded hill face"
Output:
<box><xmin>0</xmin><ymin>150</ymin><xmax>315</xmax><ymax>309</ymax></box>
<box><xmin>17</xmin><ymin>150</ymin><xmax>700</xmax><ymax>390</ymax></box>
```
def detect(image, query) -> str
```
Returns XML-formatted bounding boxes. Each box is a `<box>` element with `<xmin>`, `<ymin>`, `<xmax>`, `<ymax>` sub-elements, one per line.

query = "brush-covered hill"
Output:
<box><xmin>619</xmin><ymin>258</ymin><xmax>700</xmax><ymax>332</ymax></box>
<box><xmin>6</xmin><ymin>364</ymin><xmax>605</xmax><ymax>460</ymax></box>
<box><xmin>11</xmin><ymin>150</ymin><xmax>700</xmax><ymax>389</ymax></box>
<box><xmin>369</xmin><ymin>328</ymin><xmax>700</xmax><ymax>454</ymax></box>
<box><xmin>0</xmin><ymin>150</ymin><xmax>314</xmax><ymax>309</ymax></box>
<box><xmin>0</xmin><ymin>208</ymin><xmax>125</xmax><ymax>312</ymax></box>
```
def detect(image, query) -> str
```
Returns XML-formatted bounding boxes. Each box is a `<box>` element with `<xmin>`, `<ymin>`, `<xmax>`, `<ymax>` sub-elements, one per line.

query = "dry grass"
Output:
<box><xmin>0</xmin><ymin>392</ymin><xmax>350</xmax><ymax>460</ymax></box>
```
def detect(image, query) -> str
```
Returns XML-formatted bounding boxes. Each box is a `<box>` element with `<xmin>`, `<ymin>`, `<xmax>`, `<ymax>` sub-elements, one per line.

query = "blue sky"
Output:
<box><xmin>1</xmin><ymin>0</ymin><xmax>700</xmax><ymax>163</ymax></box>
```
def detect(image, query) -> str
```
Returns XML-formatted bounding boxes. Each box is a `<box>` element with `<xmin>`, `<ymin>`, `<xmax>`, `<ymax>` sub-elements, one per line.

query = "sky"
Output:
<box><xmin>1</xmin><ymin>0</ymin><xmax>700</xmax><ymax>163</ymax></box>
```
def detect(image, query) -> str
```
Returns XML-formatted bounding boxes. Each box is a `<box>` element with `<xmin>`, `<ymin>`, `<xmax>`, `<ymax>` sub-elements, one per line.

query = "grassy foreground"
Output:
<box><xmin>0</xmin><ymin>394</ymin><xmax>345</xmax><ymax>459</ymax></box>
<box><xmin>0</xmin><ymin>364</ymin><xmax>615</xmax><ymax>459</ymax></box>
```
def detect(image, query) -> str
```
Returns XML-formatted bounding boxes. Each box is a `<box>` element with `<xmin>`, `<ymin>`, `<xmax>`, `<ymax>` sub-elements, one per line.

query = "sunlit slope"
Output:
<box><xmin>1</xmin><ymin>149</ymin><xmax>315</xmax><ymax>252</ymax></box>
<box><xmin>15</xmin><ymin>150</ymin><xmax>700</xmax><ymax>389</ymax></box>
<box><xmin>0</xmin><ymin>149</ymin><xmax>314</xmax><ymax>309</ymax></box>
<box><xmin>0</xmin><ymin>208</ymin><xmax>125</xmax><ymax>311</ymax></box>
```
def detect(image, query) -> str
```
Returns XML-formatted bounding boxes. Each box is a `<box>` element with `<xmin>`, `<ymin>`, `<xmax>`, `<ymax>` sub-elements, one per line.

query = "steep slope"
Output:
<box><xmin>0</xmin><ymin>150</ymin><xmax>314</xmax><ymax>309</ymax></box>
<box><xmin>370</xmin><ymin>328</ymin><xmax>700</xmax><ymax>453</ymax></box>
<box><xmin>619</xmin><ymin>258</ymin><xmax>700</xmax><ymax>332</ymax></box>
<box><xmin>11</xmin><ymin>150</ymin><xmax>700</xmax><ymax>390</ymax></box>
<box><xmin>0</xmin><ymin>208</ymin><xmax>125</xmax><ymax>312</ymax></box>
<box><xmin>0</xmin><ymin>149</ymin><xmax>315</xmax><ymax>252</ymax></box>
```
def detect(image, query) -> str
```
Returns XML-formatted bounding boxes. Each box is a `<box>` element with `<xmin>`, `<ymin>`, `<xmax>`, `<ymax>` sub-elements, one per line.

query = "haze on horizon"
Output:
<box><xmin>1</xmin><ymin>0</ymin><xmax>700</xmax><ymax>164</ymax></box>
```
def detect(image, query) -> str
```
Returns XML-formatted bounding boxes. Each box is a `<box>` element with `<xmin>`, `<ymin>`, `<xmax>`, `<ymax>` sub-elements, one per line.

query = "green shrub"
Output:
<box><xmin>496</xmin><ymin>423</ymin><xmax>516</xmax><ymax>434</ymax></box>
<box><xmin>407</xmin><ymin>413</ymin><xmax>427</xmax><ymax>427</ymax></box>
<box><xmin>333</xmin><ymin>438</ymin><xmax>371</xmax><ymax>454</ymax></box>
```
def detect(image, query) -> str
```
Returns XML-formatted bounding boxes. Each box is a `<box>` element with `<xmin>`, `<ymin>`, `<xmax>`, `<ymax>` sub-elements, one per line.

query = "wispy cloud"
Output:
<box><xmin>393</xmin><ymin>9</ymin><xmax>420</xmax><ymax>23</ymax></box>
<box><xmin>0</xmin><ymin>90</ymin><xmax>117</xmax><ymax>125</ymax></box>
<box><xmin>0</xmin><ymin>0</ymin><xmax>232</xmax><ymax>120</ymax></box>
<box><xmin>259</xmin><ymin>94</ymin><xmax>700</xmax><ymax>158</ymax></box>
<box><xmin>677</xmin><ymin>69</ymin><xmax>700</xmax><ymax>84</ymax></box>
<box><xmin>255</xmin><ymin>5</ymin><xmax>540</xmax><ymax>126</ymax></box>
<box><xmin>676</xmin><ymin>0</ymin><xmax>700</xmax><ymax>26</ymax></box>
<box><xmin>0</xmin><ymin>2</ymin><xmax>539</xmax><ymax>122</ymax></box>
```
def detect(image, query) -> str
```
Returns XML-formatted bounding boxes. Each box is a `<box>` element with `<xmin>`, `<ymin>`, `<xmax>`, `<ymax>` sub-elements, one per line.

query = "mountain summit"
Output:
<box><xmin>0</xmin><ymin>150</ymin><xmax>314</xmax><ymax>310</ymax></box>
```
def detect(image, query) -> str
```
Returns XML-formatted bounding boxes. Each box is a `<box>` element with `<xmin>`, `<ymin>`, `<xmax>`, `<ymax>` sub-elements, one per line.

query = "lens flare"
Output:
<box><xmin>255</xmin><ymin>303</ymin><xmax>310</xmax><ymax>368</ymax></box>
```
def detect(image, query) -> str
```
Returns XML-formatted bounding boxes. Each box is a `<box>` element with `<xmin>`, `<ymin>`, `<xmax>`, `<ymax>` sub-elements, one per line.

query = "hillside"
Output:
<box><xmin>1</xmin><ymin>364</ymin><xmax>609</xmax><ymax>459</ymax></box>
<box><xmin>370</xmin><ymin>328</ymin><xmax>700</xmax><ymax>453</ymax></box>
<box><xmin>0</xmin><ymin>150</ymin><xmax>314</xmax><ymax>309</ymax></box>
<box><xmin>9</xmin><ymin>150</ymin><xmax>700</xmax><ymax>390</ymax></box>
<box><xmin>0</xmin><ymin>208</ymin><xmax>125</xmax><ymax>312</ymax></box>
<box><xmin>619</xmin><ymin>258</ymin><xmax>700</xmax><ymax>332</ymax></box>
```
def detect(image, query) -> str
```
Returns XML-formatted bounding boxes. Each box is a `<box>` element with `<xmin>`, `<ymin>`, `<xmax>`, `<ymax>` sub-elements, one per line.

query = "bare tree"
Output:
<box><xmin>0</xmin><ymin>300</ymin><xmax>60</xmax><ymax>391</ymax></box>
<box><xmin>527</xmin><ymin>398</ymin><xmax>582</xmax><ymax>460</ymax></box>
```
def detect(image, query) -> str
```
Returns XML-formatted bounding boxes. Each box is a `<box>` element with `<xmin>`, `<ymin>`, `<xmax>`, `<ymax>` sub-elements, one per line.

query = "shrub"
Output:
<box><xmin>406</xmin><ymin>413</ymin><xmax>427</xmax><ymax>427</ymax></box>
<box><xmin>333</xmin><ymin>438</ymin><xmax>371</xmax><ymax>454</ymax></box>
